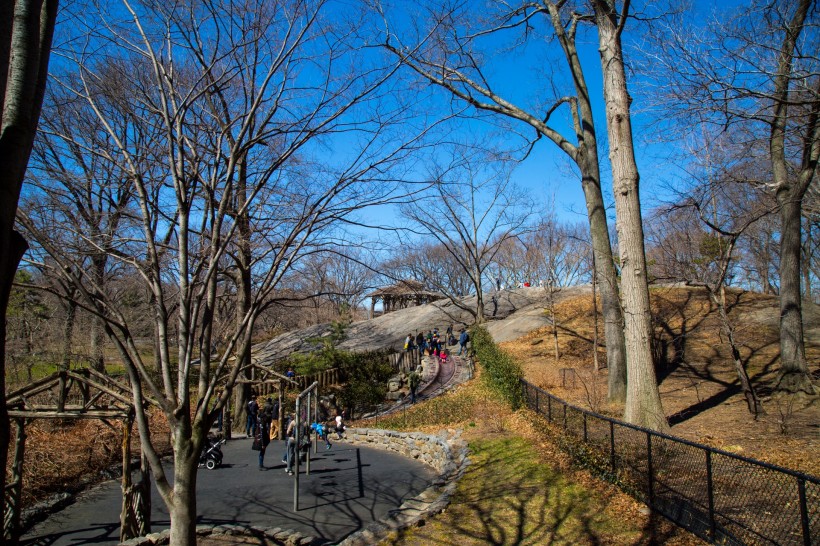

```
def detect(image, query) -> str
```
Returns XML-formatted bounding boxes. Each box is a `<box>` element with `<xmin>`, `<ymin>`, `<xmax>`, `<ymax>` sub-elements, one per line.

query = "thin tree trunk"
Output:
<box><xmin>592</xmin><ymin>255</ymin><xmax>600</xmax><ymax>371</ymax></box>
<box><xmin>234</xmin><ymin>153</ymin><xmax>254</xmax><ymax>434</ymax></box>
<box><xmin>716</xmin><ymin>286</ymin><xmax>763</xmax><ymax>416</ymax></box>
<box><xmin>60</xmin><ymin>297</ymin><xmax>76</xmax><ymax>370</ymax></box>
<box><xmin>594</xmin><ymin>0</ymin><xmax>667</xmax><ymax>431</ymax></box>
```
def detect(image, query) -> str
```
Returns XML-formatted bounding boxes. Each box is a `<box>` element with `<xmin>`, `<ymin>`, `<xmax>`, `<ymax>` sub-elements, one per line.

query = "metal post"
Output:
<box><xmin>293</xmin><ymin>396</ymin><xmax>300</xmax><ymax>511</ymax></box>
<box><xmin>798</xmin><ymin>477</ymin><xmax>811</xmax><ymax>546</ymax></box>
<box><xmin>706</xmin><ymin>450</ymin><xmax>715</xmax><ymax>540</ymax></box>
<box><xmin>306</xmin><ymin>390</ymin><xmax>311</xmax><ymax>476</ymax></box>
<box><xmin>535</xmin><ymin>388</ymin><xmax>540</xmax><ymax>413</ymax></box>
<box><xmin>583</xmin><ymin>414</ymin><xmax>588</xmax><ymax>442</ymax></box>
<box><xmin>292</xmin><ymin>381</ymin><xmax>319</xmax><ymax>512</ymax></box>
<box><xmin>548</xmin><ymin>395</ymin><xmax>552</xmax><ymax>422</ymax></box>
<box><xmin>646</xmin><ymin>433</ymin><xmax>654</xmax><ymax>508</ymax></box>
<box><xmin>609</xmin><ymin>421</ymin><xmax>616</xmax><ymax>472</ymax></box>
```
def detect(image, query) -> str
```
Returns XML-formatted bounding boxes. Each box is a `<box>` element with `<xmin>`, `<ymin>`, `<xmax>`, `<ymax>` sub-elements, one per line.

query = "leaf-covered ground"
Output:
<box><xmin>500</xmin><ymin>285</ymin><xmax>819</xmax><ymax>476</ymax></box>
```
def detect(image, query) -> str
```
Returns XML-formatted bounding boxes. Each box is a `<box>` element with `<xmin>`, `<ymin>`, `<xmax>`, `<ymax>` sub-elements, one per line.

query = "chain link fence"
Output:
<box><xmin>521</xmin><ymin>380</ymin><xmax>819</xmax><ymax>545</ymax></box>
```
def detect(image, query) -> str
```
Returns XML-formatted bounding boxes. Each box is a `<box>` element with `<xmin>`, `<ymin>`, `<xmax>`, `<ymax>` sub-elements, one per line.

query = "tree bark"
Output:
<box><xmin>166</xmin><ymin>445</ymin><xmax>198</xmax><ymax>546</ymax></box>
<box><xmin>716</xmin><ymin>286</ymin><xmax>763</xmax><ymax>416</ymax></box>
<box><xmin>594</xmin><ymin>0</ymin><xmax>668</xmax><ymax>431</ymax></box>
<box><xmin>548</xmin><ymin>1</ymin><xmax>626</xmax><ymax>402</ymax></box>
<box><xmin>0</xmin><ymin>0</ymin><xmax>59</xmax><ymax>534</ymax></box>
<box><xmin>776</xmin><ymin>196</ymin><xmax>814</xmax><ymax>392</ymax></box>
<box><xmin>769</xmin><ymin>0</ymin><xmax>816</xmax><ymax>394</ymax></box>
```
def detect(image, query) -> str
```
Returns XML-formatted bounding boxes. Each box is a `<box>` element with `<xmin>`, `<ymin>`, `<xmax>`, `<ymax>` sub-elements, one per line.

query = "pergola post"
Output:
<box><xmin>120</xmin><ymin>412</ymin><xmax>151</xmax><ymax>541</ymax></box>
<box><xmin>3</xmin><ymin>417</ymin><xmax>26</xmax><ymax>543</ymax></box>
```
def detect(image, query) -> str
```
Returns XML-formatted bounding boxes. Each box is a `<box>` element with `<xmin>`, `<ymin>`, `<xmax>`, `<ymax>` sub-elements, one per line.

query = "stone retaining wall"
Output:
<box><xmin>120</xmin><ymin>428</ymin><xmax>469</xmax><ymax>546</ymax></box>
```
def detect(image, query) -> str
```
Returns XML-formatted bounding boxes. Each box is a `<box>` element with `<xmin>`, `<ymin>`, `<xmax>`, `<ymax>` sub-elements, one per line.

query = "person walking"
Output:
<box><xmin>334</xmin><ymin>413</ymin><xmax>346</xmax><ymax>439</ymax></box>
<box><xmin>457</xmin><ymin>328</ymin><xmax>469</xmax><ymax>356</ymax></box>
<box><xmin>269</xmin><ymin>398</ymin><xmax>281</xmax><ymax>441</ymax></box>
<box><xmin>408</xmin><ymin>370</ymin><xmax>421</xmax><ymax>404</ymax></box>
<box><xmin>415</xmin><ymin>331</ymin><xmax>425</xmax><ymax>358</ymax></box>
<box><xmin>256</xmin><ymin>403</ymin><xmax>272</xmax><ymax>469</ymax></box>
<box><xmin>282</xmin><ymin>415</ymin><xmax>296</xmax><ymax>475</ymax></box>
<box><xmin>246</xmin><ymin>397</ymin><xmax>259</xmax><ymax>437</ymax></box>
<box><xmin>491</xmin><ymin>295</ymin><xmax>498</xmax><ymax>317</ymax></box>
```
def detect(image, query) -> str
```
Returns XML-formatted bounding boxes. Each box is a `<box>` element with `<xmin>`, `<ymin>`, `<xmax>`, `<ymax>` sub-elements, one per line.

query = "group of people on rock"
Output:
<box><xmin>404</xmin><ymin>324</ymin><xmax>458</xmax><ymax>359</ymax></box>
<box><xmin>247</xmin><ymin>395</ymin><xmax>347</xmax><ymax>474</ymax></box>
<box><xmin>403</xmin><ymin>324</ymin><xmax>470</xmax><ymax>358</ymax></box>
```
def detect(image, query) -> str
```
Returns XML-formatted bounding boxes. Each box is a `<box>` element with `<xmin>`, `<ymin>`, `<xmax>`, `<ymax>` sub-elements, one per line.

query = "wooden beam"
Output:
<box><xmin>8</xmin><ymin>410</ymin><xmax>130</xmax><ymax>419</ymax></box>
<box><xmin>6</xmin><ymin>377</ymin><xmax>61</xmax><ymax>405</ymax></box>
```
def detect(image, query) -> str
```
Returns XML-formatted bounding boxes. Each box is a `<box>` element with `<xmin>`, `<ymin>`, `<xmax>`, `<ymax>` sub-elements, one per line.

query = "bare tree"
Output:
<box><xmin>398</xmin><ymin>146</ymin><xmax>534</xmax><ymax>322</ymax></box>
<box><xmin>376</xmin><ymin>0</ymin><xmax>629</xmax><ymax>401</ymax></box>
<box><xmin>0</xmin><ymin>0</ymin><xmax>58</xmax><ymax>536</ymax></box>
<box><xmin>18</xmin><ymin>1</ymin><xmax>440</xmax><ymax>544</ymax></box>
<box><xmin>648</xmin><ymin>169</ymin><xmax>772</xmax><ymax>417</ymax></box>
<box><xmin>641</xmin><ymin>0</ymin><xmax>819</xmax><ymax>393</ymax></box>
<box><xmin>593</xmin><ymin>0</ymin><xmax>668</xmax><ymax>431</ymax></box>
<box><xmin>521</xmin><ymin>213</ymin><xmax>591</xmax><ymax>359</ymax></box>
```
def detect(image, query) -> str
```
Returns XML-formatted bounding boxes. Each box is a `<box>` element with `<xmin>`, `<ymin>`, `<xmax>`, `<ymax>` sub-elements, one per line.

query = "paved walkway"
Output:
<box><xmin>20</xmin><ymin>436</ymin><xmax>437</xmax><ymax>545</ymax></box>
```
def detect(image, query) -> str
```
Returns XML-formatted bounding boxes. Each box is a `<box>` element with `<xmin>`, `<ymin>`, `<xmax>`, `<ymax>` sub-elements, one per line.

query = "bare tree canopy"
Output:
<box><xmin>16</xmin><ymin>0</ymin><xmax>446</xmax><ymax>543</ymax></box>
<box><xmin>397</xmin><ymin>144</ymin><xmax>535</xmax><ymax>321</ymax></box>
<box><xmin>641</xmin><ymin>0</ymin><xmax>819</xmax><ymax>393</ymax></box>
<box><xmin>373</xmin><ymin>0</ymin><xmax>629</xmax><ymax>403</ymax></box>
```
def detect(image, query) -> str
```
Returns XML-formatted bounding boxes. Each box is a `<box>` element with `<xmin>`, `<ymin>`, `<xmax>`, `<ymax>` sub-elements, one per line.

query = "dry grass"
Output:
<box><xmin>12</xmin><ymin>409</ymin><xmax>172</xmax><ymax>508</ymax></box>
<box><xmin>501</xmin><ymin>285</ymin><xmax>820</xmax><ymax>475</ymax></box>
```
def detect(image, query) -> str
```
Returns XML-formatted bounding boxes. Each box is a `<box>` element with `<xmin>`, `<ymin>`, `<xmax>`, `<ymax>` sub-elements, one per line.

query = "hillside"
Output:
<box><xmin>255</xmin><ymin>284</ymin><xmax>819</xmax><ymax>475</ymax></box>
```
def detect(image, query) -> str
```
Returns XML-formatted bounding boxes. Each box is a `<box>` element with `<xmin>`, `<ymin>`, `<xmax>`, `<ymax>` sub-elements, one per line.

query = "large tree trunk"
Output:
<box><xmin>0</xmin><ymin>0</ymin><xmax>59</xmax><ymax>535</ymax></box>
<box><xmin>547</xmin><ymin>0</ymin><xmax>626</xmax><ymax>401</ymax></box>
<box><xmin>579</xmin><ymin>150</ymin><xmax>626</xmax><ymax>401</ymax></box>
<box><xmin>776</xmin><ymin>196</ymin><xmax>814</xmax><ymax>392</ymax></box>
<box><xmin>594</xmin><ymin>0</ymin><xmax>668</xmax><ymax>432</ymax></box>
<box><xmin>166</xmin><ymin>440</ymin><xmax>199</xmax><ymax>546</ymax></box>
<box><xmin>769</xmin><ymin>0</ymin><xmax>816</xmax><ymax>394</ymax></box>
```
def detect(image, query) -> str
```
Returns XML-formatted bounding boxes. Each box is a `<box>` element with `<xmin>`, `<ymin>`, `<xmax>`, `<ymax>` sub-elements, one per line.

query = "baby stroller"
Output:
<box><xmin>199</xmin><ymin>436</ymin><xmax>225</xmax><ymax>470</ymax></box>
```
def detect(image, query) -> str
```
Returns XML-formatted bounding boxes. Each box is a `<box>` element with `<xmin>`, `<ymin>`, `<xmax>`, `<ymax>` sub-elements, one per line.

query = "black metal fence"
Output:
<box><xmin>521</xmin><ymin>380</ymin><xmax>819</xmax><ymax>546</ymax></box>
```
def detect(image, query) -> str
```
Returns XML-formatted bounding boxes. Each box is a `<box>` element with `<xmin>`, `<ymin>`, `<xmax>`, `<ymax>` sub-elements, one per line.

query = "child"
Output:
<box><xmin>439</xmin><ymin>350</ymin><xmax>448</xmax><ymax>365</ymax></box>
<box><xmin>334</xmin><ymin>414</ymin><xmax>346</xmax><ymax>439</ymax></box>
<box><xmin>311</xmin><ymin>421</ymin><xmax>332</xmax><ymax>450</ymax></box>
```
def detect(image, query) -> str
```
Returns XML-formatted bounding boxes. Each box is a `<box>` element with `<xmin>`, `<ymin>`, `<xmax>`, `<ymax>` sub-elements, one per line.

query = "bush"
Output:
<box><xmin>337</xmin><ymin>348</ymin><xmax>395</xmax><ymax>416</ymax></box>
<box><xmin>470</xmin><ymin>325</ymin><xmax>523</xmax><ymax>410</ymax></box>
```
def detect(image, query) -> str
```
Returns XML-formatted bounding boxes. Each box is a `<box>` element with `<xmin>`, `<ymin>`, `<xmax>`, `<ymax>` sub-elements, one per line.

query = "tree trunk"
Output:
<box><xmin>594</xmin><ymin>0</ymin><xmax>668</xmax><ymax>431</ymax></box>
<box><xmin>554</xmin><ymin>1</ymin><xmax>627</xmax><ymax>401</ymax></box>
<box><xmin>60</xmin><ymin>297</ymin><xmax>76</xmax><ymax>370</ymax></box>
<box><xmin>0</xmin><ymin>1</ymin><xmax>59</xmax><ymax>528</ymax></box>
<box><xmin>167</xmin><ymin>452</ymin><xmax>198</xmax><ymax>546</ymax></box>
<box><xmin>592</xmin><ymin>255</ymin><xmax>601</xmax><ymax>371</ymax></box>
<box><xmin>0</xmin><ymin>233</ymin><xmax>29</xmax><ymax>543</ymax></box>
<box><xmin>776</xmin><ymin>196</ymin><xmax>814</xmax><ymax>392</ymax></box>
<box><xmin>716</xmin><ymin>286</ymin><xmax>763</xmax><ymax>416</ymax></box>
<box><xmin>234</xmin><ymin>154</ymin><xmax>254</xmax><ymax>434</ymax></box>
<box><xmin>768</xmin><ymin>0</ymin><xmax>816</xmax><ymax>394</ymax></box>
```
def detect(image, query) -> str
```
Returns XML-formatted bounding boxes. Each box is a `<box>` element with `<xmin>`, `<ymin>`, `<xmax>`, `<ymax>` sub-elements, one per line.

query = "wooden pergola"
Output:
<box><xmin>367</xmin><ymin>280</ymin><xmax>443</xmax><ymax>316</ymax></box>
<box><xmin>4</xmin><ymin>368</ymin><xmax>155</xmax><ymax>543</ymax></box>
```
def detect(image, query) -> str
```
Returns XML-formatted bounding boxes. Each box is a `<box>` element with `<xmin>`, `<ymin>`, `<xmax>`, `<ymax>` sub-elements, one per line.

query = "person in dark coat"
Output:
<box><xmin>256</xmin><ymin>401</ymin><xmax>273</xmax><ymax>469</ymax></box>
